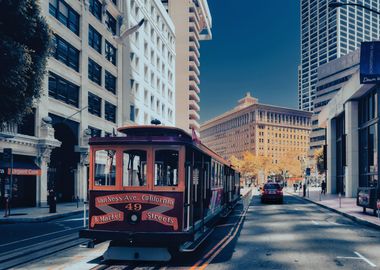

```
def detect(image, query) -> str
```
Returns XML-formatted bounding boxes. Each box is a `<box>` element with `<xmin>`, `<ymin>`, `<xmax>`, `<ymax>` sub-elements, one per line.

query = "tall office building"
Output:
<box><xmin>161</xmin><ymin>0</ymin><xmax>212</xmax><ymax>135</ymax></box>
<box><xmin>299</xmin><ymin>0</ymin><xmax>380</xmax><ymax>112</ymax></box>
<box><xmin>124</xmin><ymin>0</ymin><xmax>176</xmax><ymax>126</ymax></box>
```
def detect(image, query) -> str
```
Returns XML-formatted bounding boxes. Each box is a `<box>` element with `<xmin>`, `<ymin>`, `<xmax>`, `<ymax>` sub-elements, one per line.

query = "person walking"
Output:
<box><xmin>321</xmin><ymin>180</ymin><xmax>327</xmax><ymax>195</ymax></box>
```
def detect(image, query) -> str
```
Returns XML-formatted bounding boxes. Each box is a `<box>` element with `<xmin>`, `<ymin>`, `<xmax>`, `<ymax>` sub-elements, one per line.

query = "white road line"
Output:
<box><xmin>312</xmin><ymin>220</ymin><xmax>319</xmax><ymax>225</ymax></box>
<box><xmin>336</xmin><ymin>256</ymin><xmax>362</xmax><ymax>260</ymax></box>
<box><xmin>0</xmin><ymin>226</ymin><xmax>83</xmax><ymax>247</ymax></box>
<box><xmin>354</xmin><ymin>251</ymin><xmax>377</xmax><ymax>267</ymax></box>
<box><xmin>294</xmin><ymin>208</ymin><xmax>299</xmax><ymax>210</ymax></box>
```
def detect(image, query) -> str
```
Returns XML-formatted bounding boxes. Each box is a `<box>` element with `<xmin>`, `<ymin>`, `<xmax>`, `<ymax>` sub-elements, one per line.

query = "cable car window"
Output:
<box><xmin>154</xmin><ymin>150</ymin><xmax>178</xmax><ymax>186</ymax></box>
<box><xmin>94</xmin><ymin>150</ymin><xmax>116</xmax><ymax>186</ymax></box>
<box><xmin>211</xmin><ymin>161</ymin><xmax>215</xmax><ymax>187</ymax></box>
<box><xmin>123</xmin><ymin>150</ymin><xmax>147</xmax><ymax>186</ymax></box>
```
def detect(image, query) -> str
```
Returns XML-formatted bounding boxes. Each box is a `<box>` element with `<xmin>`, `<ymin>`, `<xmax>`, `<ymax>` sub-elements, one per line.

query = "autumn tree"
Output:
<box><xmin>314</xmin><ymin>148</ymin><xmax>325</xmax><ymax>175</ymax></box>
<box><xmin>0</xmin><ymin>0</ymin><xmax>51</xmax><ymax>124</ymax></box>
<box><xmin>276</xmin><ymin>151</ymin><xmax>303</xmax><ymax>180</ymax></box>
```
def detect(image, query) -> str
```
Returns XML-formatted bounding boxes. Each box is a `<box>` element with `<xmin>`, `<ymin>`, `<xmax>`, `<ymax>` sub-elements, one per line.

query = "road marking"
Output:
<box><xmin>0</xmin><ymin>226</ymin><xmax>83</xmax><ymax>247</ymax></box>
<box><xmin>312</xmin><ymin>220</ymin><xmax>319</xmax><ymax>225</ymax></box>
<box><xmin>354</xmin><ymin>252</ymin><xmax>377</xmax><ymax>267</ymax></box>
<box><xmin>59</xmin><ymin>217</ymin><xmax>88</xmax><ymax>222</ymax></box>
<box><xmin>294</xmin><ymin>208</ymin><xmax>299</xmax><ymax>210</ymax></box>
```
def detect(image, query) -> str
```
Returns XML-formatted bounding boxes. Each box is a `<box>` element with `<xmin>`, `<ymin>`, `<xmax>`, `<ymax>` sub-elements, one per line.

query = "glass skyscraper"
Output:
<box><xmin>299</xmin><ymin>0</ymin><xmax>380</xmax><ymax>112</ymax></box>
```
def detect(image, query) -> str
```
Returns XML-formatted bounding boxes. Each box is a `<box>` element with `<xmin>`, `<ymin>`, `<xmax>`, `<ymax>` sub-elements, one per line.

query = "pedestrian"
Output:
<box><xmin>321</xmin><ymin>180</ymin><xmax>326</xmax><ymax>195</ymax></box>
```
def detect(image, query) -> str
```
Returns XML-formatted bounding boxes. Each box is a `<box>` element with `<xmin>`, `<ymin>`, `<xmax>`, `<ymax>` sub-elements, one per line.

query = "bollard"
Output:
<box><xmin>319</xmin><ymin>192</ymin><xmax>321</xmax><ymax>201</ymax></box>
<box><xmin>76</xmin><ymin>196</ymin><xmax>79</xmax><ymax>208</ymax></box>
<box><xmin>339</xmin><ymin>192</ymin><xmax>342</xmax><ymax>208</ymax></box>
<box><xmin>83</xmin><ymin>201</ymin><xmax>87</xmax><ymax>227</ymax></box>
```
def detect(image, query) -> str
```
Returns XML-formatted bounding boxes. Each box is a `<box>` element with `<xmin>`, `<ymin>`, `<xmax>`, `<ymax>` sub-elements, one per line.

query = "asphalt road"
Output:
<box><xmin>8</xmin><ymin>194</ymin><xmax>380</xmax><ymax>269</ymax></box>
<box><xmin>0</xmin><ymin>212</ymin><xmax>85</xmax><ymax>254</ymax></box>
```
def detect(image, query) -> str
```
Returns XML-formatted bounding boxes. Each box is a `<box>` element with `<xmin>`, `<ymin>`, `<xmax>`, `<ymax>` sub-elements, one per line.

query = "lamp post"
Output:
<box><xmin>329</xmin><ymin>2</ymin><xmax>380</xmax><ymax>15</ymax></box>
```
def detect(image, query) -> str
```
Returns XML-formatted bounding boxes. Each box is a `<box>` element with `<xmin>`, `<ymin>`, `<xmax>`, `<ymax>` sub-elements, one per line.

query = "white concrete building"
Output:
<box><xmin>161</xmin><ymin>0</ymin><xmax>212</xmax><ymax>135</ymax></box>
<box><xmin>310</xmin><ymin>49</ymin><xmax>360</xmax><ymax>153</ymax></box>
<box><xmin>0</xmin><ymin>0</ymin><xmax>126</xmax><ymax>207</ymax></box>
<box><xmin>299</xmin><ymin>0</ymin><xmax>380</xmax><ymax>112</ymax></box>
<box><xmin>319</xmin><ymin>69</ymin><xmax>378</xmax><ymax>198</ymax></box>
<box><xmin>124</xmin><ymin>0</ymin><xmax>176</xmax><ymax>126</ymax></box>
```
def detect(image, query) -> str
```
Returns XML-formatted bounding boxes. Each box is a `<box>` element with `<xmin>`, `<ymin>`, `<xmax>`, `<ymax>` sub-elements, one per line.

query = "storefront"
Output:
<box><xmin>0</xmin><ymin>155</ymin><xmax>41</xmax><ymax>208</ymax></box>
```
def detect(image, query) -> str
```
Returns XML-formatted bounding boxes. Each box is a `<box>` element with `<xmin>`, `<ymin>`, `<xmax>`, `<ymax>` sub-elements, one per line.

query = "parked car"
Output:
<box><xmin>261</xmin><ymin>182</ymin><xmax>283</xmax><ymax>204</ymax></box>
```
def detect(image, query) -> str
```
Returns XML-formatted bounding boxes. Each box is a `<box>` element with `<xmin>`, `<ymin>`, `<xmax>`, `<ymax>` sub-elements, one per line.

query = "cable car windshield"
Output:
<box><xmin>123</xmin><ymin>150</ymin><xmax>147</xmax><ymax>186</ymax></box>
<box><xmin>154</xmin><ymin>150</ymin><xmax>179</xmax><ymax>186</ymax></box>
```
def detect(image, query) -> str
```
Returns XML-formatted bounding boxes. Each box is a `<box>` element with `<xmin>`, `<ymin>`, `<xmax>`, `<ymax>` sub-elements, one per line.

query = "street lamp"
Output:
<box><xmin>329</xmin><ymin>2</ymin><xmax>380</xmax><ymax>15</ymax></box>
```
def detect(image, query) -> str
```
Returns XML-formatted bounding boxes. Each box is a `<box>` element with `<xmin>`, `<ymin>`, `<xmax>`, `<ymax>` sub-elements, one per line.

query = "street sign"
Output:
<box><xmin>305</xmin><ymin>168</ymin><xmax>311</xmax><ymax>176</ymax></box>
<box><xmin>360</xmin><ymin>41</ymin><xmax>380</xmax><ymax>84</ymax></box>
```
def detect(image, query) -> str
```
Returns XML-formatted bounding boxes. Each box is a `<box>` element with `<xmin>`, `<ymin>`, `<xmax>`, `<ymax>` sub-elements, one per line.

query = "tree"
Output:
<box><xmin>314</xmin><ymin>148</ymin><xmax>325</xmax><ymax>175</ymax></box>
<box><xmin>0</xmin><ymin>0</ymin><xmax>51</xmax><ymax>124</ymax></box>
<box><xmin>276</xmin><ymin>151</ymin><xmax>303</xmax><ymax>181</ymax></box>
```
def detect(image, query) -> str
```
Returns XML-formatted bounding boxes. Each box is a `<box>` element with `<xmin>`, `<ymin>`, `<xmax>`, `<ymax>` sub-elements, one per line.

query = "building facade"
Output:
<box><xmin>319</xmin><ymin>69</ymin><xmax>379</xmax><ymax>198</ymax></box>
<box><xmin>299</xmin><ymin>0</ymin><xmax>380</xmax><ymax>112</ymax></box>
<box><xmin>124</xmin><ymin>0</ymin><xmax>176</xmax><ymax>126</ymax></box>
<box><xmin>162</xmin><ymin>0</ymin><xmax>212</xmax><ymax>135</ymax></box>
<box><xmin>310</xmin><ymin>49</ymin><xmax>360</xmax><ymax>152</ymax></box>
<box><xmin>0</xmin><ymin>0</ymin><xmax>124</xmax><ymax>208</ymax></box>
<box><xmin>201</xmin><ymin>93</ymin><xmax>312</xmax><ymax>166</ymax></box>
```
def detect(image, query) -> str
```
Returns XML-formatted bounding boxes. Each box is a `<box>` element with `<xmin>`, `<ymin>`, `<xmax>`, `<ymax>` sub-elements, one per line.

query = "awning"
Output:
<box><xmin>0</xmin><ymin>156</ymin><xmax>41</xmax><ymax>176</ymax></box>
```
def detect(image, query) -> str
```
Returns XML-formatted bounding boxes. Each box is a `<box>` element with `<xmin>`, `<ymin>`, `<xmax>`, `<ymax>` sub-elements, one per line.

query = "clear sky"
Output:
<box><xmin>199</xmin><ymin>0</ymin><xmax>300</xmax><ymax>123</ymax></box>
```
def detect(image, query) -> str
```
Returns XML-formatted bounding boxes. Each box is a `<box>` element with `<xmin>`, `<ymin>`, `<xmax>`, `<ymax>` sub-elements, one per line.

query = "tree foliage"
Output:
<box><xmin>0</xmin><ymin>0</ymin><xmax>51</xmax><ymax>124</ymax></box>
<box><xmin>314</xmin><ymin>148</ymin><xmax>325</xmax><ymax>174</ymax></box>
<box><xmin>275</xmin><ymin>151</ymin><xmax>303</xmax><ymax>179</ymax></box>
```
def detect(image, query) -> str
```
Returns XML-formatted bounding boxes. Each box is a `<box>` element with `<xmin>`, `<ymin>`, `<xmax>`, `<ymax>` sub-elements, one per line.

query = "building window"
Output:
<box><xmin>359</xmin><ymin>87</ymin><xmax>379</xmax><ymax>189</ymax></box>
<box><xmin>49</xmin><ymin>0</ymin><xmax>80</xmax><ymax>35</ymax></box>
<box><xmin>105</xmin><ymin>71</ymin><xmax>116</xmax><ymax>94</ymax></box>
<box><xmin>48</xmin><ymin>72</ymin><xmax>79</xmax><ymax>107</ymax></box>
<box><xmin>130</xmin><ymin>104</ymin><xmax>135</xmax><ymax>122</ymax></box>
<box><xmin>88</xmin><ymin>58</ymin><xmax>102</xmax><ymax>85</ymax></box>
<box><xmin>88</xmin><ymin>25</ymin><xmax>102</xmax><ymax>53</ymax></box>
<box><xmin>105</xmin><ymin>41</ymin><xmax>117</xmax><ymax>65</ymax></box>
<box><xmin>52</xmin><ymin>35</ymin><xmax>79</xmax><ymax>72</ymax></box>
<box><xmin>105</xmin><ymin>101</ymin><xmax>116</xmax><ymax>123</ymax></box>
<box><xmin>89</xmin><ymin>126</ymin><xmax>101</xmax><ymax>137</ymax></box>
<box><xmin>89</xmin><ymin>0</ymin><xmax>102</xmax><ymax>20</ymax></box>
<box><xmin>105</xmin><ymin>11</ymin><xmax>117</xmax><ymax>35</ymax></box>
<box><xmin>88</xmin><ymin>92</ymin><xmax>101</xmax><ymax>117</ymax></box>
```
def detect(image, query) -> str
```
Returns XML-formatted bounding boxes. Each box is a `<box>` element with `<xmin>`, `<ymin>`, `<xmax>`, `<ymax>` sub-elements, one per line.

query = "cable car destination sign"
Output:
<box><xmin>360</xmin><ymin>41</ymin><xmax>380</xmax><ymax>84</ymax></box>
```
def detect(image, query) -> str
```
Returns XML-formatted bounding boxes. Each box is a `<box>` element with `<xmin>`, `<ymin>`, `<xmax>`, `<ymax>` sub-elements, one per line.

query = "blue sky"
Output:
<box><xmin>199</xmin><ymin>0</ymin><xmax>300</xmax><ymax>122</ymax></box>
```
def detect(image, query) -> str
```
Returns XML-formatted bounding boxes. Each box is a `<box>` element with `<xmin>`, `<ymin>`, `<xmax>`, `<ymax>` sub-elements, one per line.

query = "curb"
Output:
<box><xmin>287</xmin><ymin>192</ymin><xmax>380</xmax><ymax>231</ymax></box>
<box><xmin>0</xmin><ymin>209</ymin><xmax>84</xmax><ymax>224</ymax></box>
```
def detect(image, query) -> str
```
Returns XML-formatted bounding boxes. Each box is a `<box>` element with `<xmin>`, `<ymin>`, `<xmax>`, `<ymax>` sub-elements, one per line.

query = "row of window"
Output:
<box><xmin>89</xmin><ymin>25</ymin><xmax>117</xmax><ymax>65</ymax></box>
<box><xmin>50</xmin><ymin>0</ymin><xmax>117</xmax><ymax>36</ymax></box>
<box><xmin>88</xmin><ymin>58</ymin><xmax>117</xmax><ymax>94</ymax></box>
<box><xmin>48</xmin><ymin>72</ymin><xmax>116</xmax><ymax>123</ymax></box>
<box><xmin>94</xmin><ymin>149</ymin><xmax>179</xmax><ymax>187</ymax></box>
<box><xmin>88</xmin><ymin>93</ymin><xmax>117</xmax><ymax>123</ymax></box>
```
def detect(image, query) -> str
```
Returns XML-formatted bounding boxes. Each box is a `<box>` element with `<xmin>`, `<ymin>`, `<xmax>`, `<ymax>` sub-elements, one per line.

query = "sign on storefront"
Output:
<box><xmin>360</xmin><ymin>41</ymin><xmax>380</xmax><ymax>84</ymax></box>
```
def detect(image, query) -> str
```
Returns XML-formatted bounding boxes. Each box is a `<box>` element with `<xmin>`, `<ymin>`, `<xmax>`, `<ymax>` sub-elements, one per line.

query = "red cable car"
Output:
<box><xmin>80</xmin><ymin>126</ymin><xmax>240</xmax><ymax>261</ymax></box>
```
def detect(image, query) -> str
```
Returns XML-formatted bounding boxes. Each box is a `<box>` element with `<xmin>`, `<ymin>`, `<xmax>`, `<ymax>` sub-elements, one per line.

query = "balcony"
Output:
<box><xmin>189</xmin><ymin>51</ymin><xmax>200</xmax><ymax>66</ymax></box>
<box><xmin>189</xmin><ymin>33</ymin><xmax>200</xmax><ymax>48</ymax></box>
<box><xmin>189</xmin><ymin>64</ymin><xmax>200</xmax><ymax>76</ymax></box>
<box><xmin>189</xmin><ymin>79</ymin><xmax>200</xmax><ymax>93</ymax></box>
<box><xmin>189</xmin><ymin>71</ymin><xmax>200</xmax><ymax>85</ymax></box>
<box><xmin>189</xmin><ymin>119</ymin><xmax>200</xmax><ymax>131</ymax></box>
<box><xmin>189</xmin><ymin>42</ymin><xmax>200</xmax><ymax>58</ymax></box>
<box><xmin>189</xmin><ymin>89</ymin><xmax>200</xmax><ymax>103</ymax></box>
<box><xmin>189</xmin><ymin>109</ymin><xmax>200</xmax><ymax>121</ymax></box>
<box><xmin>189</xmin><ymin>99</ymin><xmax>200</xmax><ymax>111</ymax></box>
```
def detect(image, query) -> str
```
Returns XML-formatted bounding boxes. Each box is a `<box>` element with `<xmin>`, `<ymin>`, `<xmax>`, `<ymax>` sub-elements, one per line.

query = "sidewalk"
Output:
<box><xmin>0</xmin><ymin>202</ymin><xmax>86</xmax><ymax>224</ymax></box>
<box><xmin>287</xmin><ymin>187</ymin><xmax>380</xmax><ymax>230</ymax></box>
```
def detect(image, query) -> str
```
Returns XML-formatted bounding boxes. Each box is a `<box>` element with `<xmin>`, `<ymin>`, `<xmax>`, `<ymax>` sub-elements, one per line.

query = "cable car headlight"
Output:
<box><xmin>127</xmin><ymin>212</ymin><xmax>141</xmax><ymax>224</ymax></box>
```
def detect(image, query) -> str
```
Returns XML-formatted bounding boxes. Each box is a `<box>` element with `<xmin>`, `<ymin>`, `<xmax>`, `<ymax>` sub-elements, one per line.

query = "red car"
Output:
<box><xmin>261</xmin><ymin>183</ymin><xmax>283</xmax><ymax>204</ymax></box>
